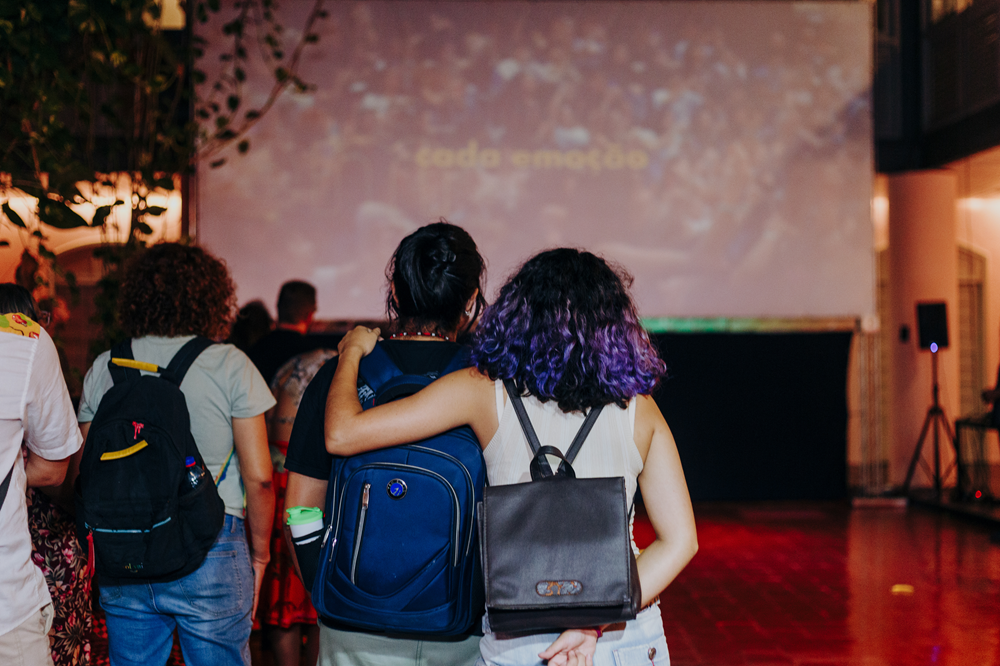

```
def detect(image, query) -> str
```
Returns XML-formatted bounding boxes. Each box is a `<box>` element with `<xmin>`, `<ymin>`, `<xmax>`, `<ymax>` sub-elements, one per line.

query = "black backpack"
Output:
<box><xmin>75</xmin><ymin>337</ymin><xmax>226</xmax><ymax>582</ymax></box>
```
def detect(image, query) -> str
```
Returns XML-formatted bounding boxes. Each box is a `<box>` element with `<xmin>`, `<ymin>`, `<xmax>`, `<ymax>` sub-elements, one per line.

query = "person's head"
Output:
<box><xmin>472</xmin><ymin>248</ymin><xmax>666</xmax><ymax>412</ymax></box>
<box><xmin>276</xmin><ymin>281</ymin><xmax>317</xmax><ymax>325</ymax></box>
<box><xmin>118</xmin><ymin>242</ymin><xmax>237</xmax><ymax>340</ymax></box>
<box><xmin>0</xmin><ymin>283</ymin><xmax>40</xmax><ymax>320</ymax></box>
<box><xmin>227</xmin><ymin>300</ymin><xmax>274</xmax><ymax>352</ymax></box>
<box><xmin>385</xmin><ymin>221</ymin><xmax>487</xmax><ymax>339</ymax></box>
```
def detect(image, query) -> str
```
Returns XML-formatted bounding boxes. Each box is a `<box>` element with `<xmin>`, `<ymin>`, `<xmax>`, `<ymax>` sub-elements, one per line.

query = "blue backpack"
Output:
<box><xmin>312</xmin><ymin>343</ymin><xmax>486</xmax><ymax>635</ymax></box>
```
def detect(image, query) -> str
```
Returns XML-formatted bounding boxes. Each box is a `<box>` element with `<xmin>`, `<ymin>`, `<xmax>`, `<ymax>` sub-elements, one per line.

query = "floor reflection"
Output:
<box><xmin>637</xmin><ymin>502</ymin><xmax>1000</xmax><ymax>666</ymax></box>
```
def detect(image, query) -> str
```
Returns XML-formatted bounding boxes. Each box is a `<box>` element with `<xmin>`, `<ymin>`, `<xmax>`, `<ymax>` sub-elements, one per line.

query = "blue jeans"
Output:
<box><xmin>100</xmin><ymin>515</ymin><xmax>253</xmax><ymax>666</ymax></box>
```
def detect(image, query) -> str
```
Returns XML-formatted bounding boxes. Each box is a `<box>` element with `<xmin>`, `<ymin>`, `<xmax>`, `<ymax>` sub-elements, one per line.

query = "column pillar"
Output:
<box><xmin>886</xmin><ymin>170</ymin><xmax>959</xmax><ymax>488</ymax></box>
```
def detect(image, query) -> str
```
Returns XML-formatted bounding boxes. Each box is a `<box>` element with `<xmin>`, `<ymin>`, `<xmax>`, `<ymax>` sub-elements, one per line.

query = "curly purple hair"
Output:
<box><xmin>471</xmin><ymin>248</ymin><xmax>666</xmax><ymax>412</ymax></box>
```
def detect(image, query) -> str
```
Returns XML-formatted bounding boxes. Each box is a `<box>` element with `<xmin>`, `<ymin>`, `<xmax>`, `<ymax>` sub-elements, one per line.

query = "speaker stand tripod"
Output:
<box><xmin>902</xmin><ymin>350</ymin><xmax>957</xmax><ymax>498</ymax></box>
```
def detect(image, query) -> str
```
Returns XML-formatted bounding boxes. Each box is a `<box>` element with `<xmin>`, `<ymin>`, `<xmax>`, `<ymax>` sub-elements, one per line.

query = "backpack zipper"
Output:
<box><xmin>349</xmin><ymin>483</ymin><xmax>371</xmax><ymax>584</ymax></box>
<box><xmin>86</xmin><ymin>516</ymin><xmax>172</xmax><ymax>533</ymax></box>
<box><xmin>409</xmin><ymin>445</ymin><xmax>477</xmax><ymax>559</ymax></box>
<box><xmin>322</xmin><ymin>522</ymin><xmax>337</xmax><ymax>564</ymax></box>
<box><xmin>333</xmin><ymin>463</ymin><xmax>461</xmax><ymax>568</ymax></box>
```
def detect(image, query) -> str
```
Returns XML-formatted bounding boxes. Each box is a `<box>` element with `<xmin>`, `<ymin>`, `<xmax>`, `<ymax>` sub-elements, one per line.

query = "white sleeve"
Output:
<box><xmin>23</xmin><ymin>329</ymin><xmax>82</xmax><ymax>460</ymax></box>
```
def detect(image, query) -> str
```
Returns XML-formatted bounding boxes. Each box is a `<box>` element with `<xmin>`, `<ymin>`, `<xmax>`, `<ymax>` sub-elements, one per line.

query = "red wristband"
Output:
<box><xmin>594</xmin><ymin>627</ymin><xmax>603</xmax><ymax>638</ymax></box>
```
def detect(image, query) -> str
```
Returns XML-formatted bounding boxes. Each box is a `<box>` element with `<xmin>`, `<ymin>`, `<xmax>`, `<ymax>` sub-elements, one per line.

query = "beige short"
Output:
<box><xmin>0</xmin><ymin>603</ymin><xmax>54</xmax><ymax>666</ymax></box>
<box><xmin>319</xmin><ymin>624</ymin><xmax>481</xmax><ymax>666</ymax></box>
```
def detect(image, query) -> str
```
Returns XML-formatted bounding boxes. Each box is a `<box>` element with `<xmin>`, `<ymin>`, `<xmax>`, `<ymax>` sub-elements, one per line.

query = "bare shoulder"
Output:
<box><xmin>633</xmin><ymin>394</ymin><xmax>668</xmax><ymax>463</ymax></box>
<box><xmin>434</xmin><ymin>367</ymin><xmax>499</xmax><ymax>444</ymax></box>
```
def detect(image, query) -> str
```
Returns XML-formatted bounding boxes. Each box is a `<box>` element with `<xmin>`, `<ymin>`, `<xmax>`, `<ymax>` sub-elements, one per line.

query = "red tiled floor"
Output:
<box><xmin>640</xmin><ymin>503</ymin><xmax>1000</xmax><ymax>666</ymax></box>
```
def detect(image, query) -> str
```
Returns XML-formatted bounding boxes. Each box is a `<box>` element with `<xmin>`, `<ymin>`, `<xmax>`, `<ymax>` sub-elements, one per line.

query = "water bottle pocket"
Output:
<box><xmin>178</xmin><ymin>478</ymin><xmax>226</xmax><ymax>549</ymax></box>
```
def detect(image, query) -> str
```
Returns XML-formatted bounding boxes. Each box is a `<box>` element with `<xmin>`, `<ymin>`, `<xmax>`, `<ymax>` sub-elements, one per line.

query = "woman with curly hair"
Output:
<box><xmin>77</xmin><ymin>243</ymin><xmax>276</xmax><ymax>666</ymax></box>
<box><xmin>324</xmin><ymin>248</ymin><xmax>698</xmax><ymax>666</ymax></box>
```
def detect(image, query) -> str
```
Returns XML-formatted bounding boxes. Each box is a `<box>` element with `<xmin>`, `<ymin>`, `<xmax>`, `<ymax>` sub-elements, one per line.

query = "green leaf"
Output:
<box><xmin>245</xmin><ymin>109</ymin><xmax>261</xmax><ymax>120</ymax></box>
<box><xmin>275</xmin><ymin>67</ymin><xmax>289</xmax><ymax>82</ymax></box>
<box><xmin>38</xmin><ymin>200</ymin><xmax>89</xmax><ymax>229</ymax></box>
<box><xmin>227</xmin><ymin>94</ymin><xmax>239</xmax><ymax>111</ymax></box>
<box><xmin>145</xmin><ymin>206</ymin><xmax>167</xmax><ymax>216</ymax></box>
<box><xmin>2</xmin><ymin>202</ymin><xmax>26</xmax><ymax>228</ymax></box>
<box><xmin>0</xmin><ymin>240</ymin><xmax>9</xmax><ymax>247</ymax></box>
<box><xmin>135</xmin><ymin>222</ymin><xmax>154</xmax><ymax>235</ymax></box>
<box><xmin>210</xmin><ymin>158</ymin><xmax>227</xmax><ymax>168</ymax></box>
<box><xmin>208</xmin><ymin>0</ymin><xmax>220</xmax><ymax>11</ymax></box>
<box><xmin>155</xmin><ymin>177</ymin><xmax>175</xmax><ymax>191</ymax></box>
<box><xmin>305</xmin><ymin>34</ymin><xmax>319</xmax><ymax>43</ymax></box>
<box><xmin>91</xmin><ymin>205</ymin><xmax>113</xmax><ymax>227</ymax></box>
<box><xmin>237</xmin><ymin>139</ymin><xmax>250</xmax><ymax>153</ymax></box>
<box><xmin>234</xmin><ymin>67</ymin><xmax>246</xmax><ymax>82</ymax></box>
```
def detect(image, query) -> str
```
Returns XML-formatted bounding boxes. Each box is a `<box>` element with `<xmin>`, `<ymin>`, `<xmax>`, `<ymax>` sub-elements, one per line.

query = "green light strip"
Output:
<box><xmin>641</xmin><ymin>317</ymin><xmax>859</xmax><ymax>334</ymax></box>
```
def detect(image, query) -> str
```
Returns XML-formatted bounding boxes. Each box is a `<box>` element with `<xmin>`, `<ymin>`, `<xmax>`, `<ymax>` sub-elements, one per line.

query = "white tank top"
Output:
<box><xmin>484</xmin><ymin>380</ymin><xmax>643</xmax><ymax>506</ymax></box>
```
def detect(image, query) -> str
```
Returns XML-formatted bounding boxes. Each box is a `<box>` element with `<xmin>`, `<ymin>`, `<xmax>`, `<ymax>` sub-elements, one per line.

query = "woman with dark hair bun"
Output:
<box><xmin>325</xmin><ymin>248</ymin><xmax>698</xmax><ymax>666</ymax></box>
<box><xmin>283</xmin><ymin>220</ymin><xmax>487</xmax><ymax>666</ymax></box>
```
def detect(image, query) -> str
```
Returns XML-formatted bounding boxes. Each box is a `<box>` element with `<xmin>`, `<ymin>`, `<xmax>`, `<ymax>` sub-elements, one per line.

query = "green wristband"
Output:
<box><xmin>286</xmin><ymin>505</ymin><xmax>323</xmax><ymax>526</ymax></box>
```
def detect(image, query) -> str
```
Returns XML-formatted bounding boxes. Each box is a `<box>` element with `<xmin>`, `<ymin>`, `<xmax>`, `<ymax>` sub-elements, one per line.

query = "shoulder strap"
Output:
<box><xmin>0</xmin><ymin>463</ymin><xmax>13</xmax><ymax>513</ymax></box>
<box><xmin>502</xmin><ymin>379</ymin><xmax>604</xmax><ymax>476</ymax></box>
<box><xmin>162</xmin><ymin>337</ymin><xmax>214</xmax><ymax>386</ymax></box>
<box><xmin>358</xmin><ymin>343</ymin><xmax>402</xmax><ymax>392</ymax></box>
<box><xmin>108</xmin><ymin>339</ymin><xmax>139</xmax><ymax>384</ymax></box>
<box><xmin>439</xmin><ymin>346</ymin><xmax>471</xmax><ymax>376</ymax></box>
<box><xmin>563</xmin><ymin>403</ymin><xmax>604</xmax><ymax>464</ymax></box>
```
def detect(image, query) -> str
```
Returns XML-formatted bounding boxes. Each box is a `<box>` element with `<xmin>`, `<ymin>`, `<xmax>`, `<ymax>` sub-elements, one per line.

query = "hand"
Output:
<box><xmin>539</xmin><ymin>628</ymin><xmax>599</xmax><ymax>666</ymax></box>
<box><xmin>338</xmin><ymin>326</ymin><xmax>381</xmax><ymax>358</ymax></box>
<box><xmin>250</xmin><ymin>554</ymin><xmax>269</xmax><ymax>619</ymax></box>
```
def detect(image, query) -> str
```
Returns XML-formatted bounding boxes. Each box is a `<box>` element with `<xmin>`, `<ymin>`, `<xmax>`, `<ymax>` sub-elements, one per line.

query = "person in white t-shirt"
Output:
<box><xmin>0</xmin><ymin>284</ymin><xmax>83</xmax><ymax>666</ymax></box>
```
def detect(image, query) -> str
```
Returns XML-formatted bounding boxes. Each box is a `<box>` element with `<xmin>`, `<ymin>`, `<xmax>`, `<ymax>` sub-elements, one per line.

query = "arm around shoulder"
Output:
<box><xmin>324</xmin><ymin>329</ymin><xmax>499</xmax><ymax>454</ymax></box>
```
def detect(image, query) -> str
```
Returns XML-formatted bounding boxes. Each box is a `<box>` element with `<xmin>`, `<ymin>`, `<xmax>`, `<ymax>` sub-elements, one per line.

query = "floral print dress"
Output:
<box><xmin>257</xmin><ymin>348</ymin><xmax>338</xmax><ymax>628</ymax></box>
<box><xmin>28</xmin><ymin>487</ymin><xmax>92</xmax><ymax>666</ymax></box>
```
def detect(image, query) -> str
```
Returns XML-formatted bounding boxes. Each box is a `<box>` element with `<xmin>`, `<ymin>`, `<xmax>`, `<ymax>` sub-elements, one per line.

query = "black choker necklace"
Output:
<box><xmin>388</xmin><ymin>331</ymin><xmax>451</xmax><ymax>342</ymax></box>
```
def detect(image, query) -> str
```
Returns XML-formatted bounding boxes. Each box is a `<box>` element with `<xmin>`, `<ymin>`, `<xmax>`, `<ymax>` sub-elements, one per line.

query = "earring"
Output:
<box><xmin>465</xmin><ymin>310</ymin><xmax>473</xmax><ymax>317</ymax></box>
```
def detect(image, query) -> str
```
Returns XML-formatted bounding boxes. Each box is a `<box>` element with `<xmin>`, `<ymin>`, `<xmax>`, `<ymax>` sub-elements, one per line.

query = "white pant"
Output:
<box><xmin>0</xmin><ymin>603</ymin><xmax>54</xmax><ymax>666</ymax></box>
<box><xmin>478</xmin><ymin>604</ymin><xmax>669</xmax><ymax>666</ymax></box>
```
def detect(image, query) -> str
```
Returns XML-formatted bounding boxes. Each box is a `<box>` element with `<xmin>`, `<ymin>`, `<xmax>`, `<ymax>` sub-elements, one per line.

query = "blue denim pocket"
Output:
<box><xmin>177</xmin><ymin>546</ymin><xmax>252</xmax><ymax>618</ymax></box>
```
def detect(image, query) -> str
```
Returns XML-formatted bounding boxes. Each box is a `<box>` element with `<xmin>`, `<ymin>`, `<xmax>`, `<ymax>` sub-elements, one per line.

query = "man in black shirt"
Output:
<box><xmin>248</xmin><ymin>281</ymin><xmax>341</xmax><ymax>385</ymax></box>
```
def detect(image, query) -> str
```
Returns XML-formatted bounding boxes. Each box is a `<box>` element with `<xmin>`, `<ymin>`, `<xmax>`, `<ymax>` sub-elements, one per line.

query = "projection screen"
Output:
<box><xmin>197</xmin><ymin>1</ymin><xmax>874</xmax><ymax>321</ymax></box>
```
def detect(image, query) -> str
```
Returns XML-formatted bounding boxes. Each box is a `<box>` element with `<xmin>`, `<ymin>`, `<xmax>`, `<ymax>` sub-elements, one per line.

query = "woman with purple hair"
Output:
<box><xmin>325</xmin><ymin>248</ymin><xmax>698</xmax><ymax>666</ymax></box>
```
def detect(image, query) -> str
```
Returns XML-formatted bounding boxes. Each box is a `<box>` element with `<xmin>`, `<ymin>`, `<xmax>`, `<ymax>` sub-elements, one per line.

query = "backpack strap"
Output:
<box><xmin>438</xmin><ymin>346</ymin><xmax>471</xmax><ymax>376</ymax></box>
<box><xmin>0</xmin><ymin>462</ymin><xmax>13</xmax><ymax>513</ymax></box>
<box><xmin>108</xmin><ymin>339</ymin><xmax>140</xmax><ymax>384</ymax></box>
<box><xmin>502</xmin><ymin>379</ymin><xmax>603</xmax><ymax>478</ymax></box>
<box><xmin>358</xmin><ymin>343</ymin><xmax>402</xmax><ymax>393</ymax></box>
<box><xmin>162</xmin><ymin>337</ymin><xmax>214</xmax><ymax>386</ymax></box>
<box><xmin>563</xmin><ymin>403</ymin><xmax>604</xmax><ymax>464</ymax></box>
